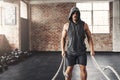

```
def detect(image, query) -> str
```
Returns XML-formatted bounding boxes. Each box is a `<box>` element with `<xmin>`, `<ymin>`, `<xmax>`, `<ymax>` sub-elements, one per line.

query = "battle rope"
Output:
<box><xmin>91</xmin><ymin>56</ymin><xmax>120</xmax><ymax>80</ymax></box>
<box><xmin>104</xmin><ymin>66</ymin><xmax>120</xmax><ymax>80</ymax></box>
<box><xmin>51</xmin><ymin>57</ymin><xmax>65</xmax><ymax>80</ymax></box>
<box><xmin>91</xmin><ymin>56</ymin><xmax>111</xmax><ymax>80</ymax></box>
<box><xmin>51</xmin><ymin>55</ymin><xmax>120</xmax><ymax>80</ymax></box>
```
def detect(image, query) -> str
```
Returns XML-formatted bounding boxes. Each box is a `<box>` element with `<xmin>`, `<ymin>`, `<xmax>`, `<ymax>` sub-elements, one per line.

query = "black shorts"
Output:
<box><xmin>65</xmin><ymin>53</ymin><xmax>87</xmax><ymax>66</ymax></box>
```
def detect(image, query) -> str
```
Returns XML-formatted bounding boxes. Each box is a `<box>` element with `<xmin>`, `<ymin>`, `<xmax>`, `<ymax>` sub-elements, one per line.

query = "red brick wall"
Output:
<box><xmin>0</xmin><ymin>35</ymin><xmax>12</xmax><ymax>56</ymax></box>
<box><xmin>30</xmin><ymin>2</ymin><xmax>113</xmax><ymax>51</ymax></box>
<box><xmin>30</xmin><ymin>3</ymin><xmax>75</xmax><ymax>51</ymax></box>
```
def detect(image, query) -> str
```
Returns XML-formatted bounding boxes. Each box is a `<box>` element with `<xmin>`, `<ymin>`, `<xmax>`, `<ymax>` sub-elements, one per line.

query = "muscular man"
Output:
<box><xmin>61</xmin><ymin>7</ymin><xmax>95</xmax><ymax>80</ymax></box>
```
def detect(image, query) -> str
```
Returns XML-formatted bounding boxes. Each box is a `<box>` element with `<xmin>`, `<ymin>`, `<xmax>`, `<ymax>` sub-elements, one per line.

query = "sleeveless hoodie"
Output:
<box><xmin>67</xmin><ymin>7</ymin><xmax>86</xmax><ymax>55</ymax></box>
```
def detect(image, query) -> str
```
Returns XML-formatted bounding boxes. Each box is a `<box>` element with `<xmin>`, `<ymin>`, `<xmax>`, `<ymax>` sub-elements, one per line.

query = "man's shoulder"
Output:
<box><xmin>64</xmin><ymin>22</ymin><xmax>69</xmax><ymax>27</ymax></box>
<box><xmin>83</xmin><ymin>22</ymin><xmax>89</xmax><ymax>32</ymax></box>
<box><xmin>63</xmin><ymin>22</ymin><xmax>69</xmax><ymax>31</ymax></box>
<box><xmin>80</xmin><ymin>20</ymin><xmax>85</xmax><ymax>24</ymax></box>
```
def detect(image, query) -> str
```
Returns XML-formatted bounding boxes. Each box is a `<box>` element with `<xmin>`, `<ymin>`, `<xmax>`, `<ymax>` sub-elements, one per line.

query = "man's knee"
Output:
<box><xmin>65</xmin><ymin>71</ymin><xmax>72</xmax><ymax>79</ymax></box>
<box><xmin>65</xmin><ymin>67</ymin><xmax>73</xmax><ymax>79</ymax></box>
<box><xmin>80</xmin><ymin>65</ymin><xmax>87</xmax><ymax>72</ymax></box>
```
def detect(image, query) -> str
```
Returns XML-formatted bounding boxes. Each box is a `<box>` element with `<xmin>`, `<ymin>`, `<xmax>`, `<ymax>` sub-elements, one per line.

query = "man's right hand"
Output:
<box><xmin>61</xmin><ymin>51</ymin><xmax>66</xmax><ymax>57</ymax></box>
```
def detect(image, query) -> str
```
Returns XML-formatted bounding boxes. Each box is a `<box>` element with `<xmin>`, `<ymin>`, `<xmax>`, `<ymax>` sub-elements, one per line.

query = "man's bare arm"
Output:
<box><xmin>84</xmin><ymin>23</ymin><xmax>95</xmax><ymax>56</ymax></box>
<box><xmin>61</xmin><ymin>23</ymin><xmax>68</xmax><ymax>57</ymax></box>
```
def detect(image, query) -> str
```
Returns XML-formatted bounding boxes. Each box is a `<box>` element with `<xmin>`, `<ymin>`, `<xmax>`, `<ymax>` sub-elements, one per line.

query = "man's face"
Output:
<box><xmin>72</xmin><ymin>11</ymin><xmax>79</xmax><ymax>21</ymax></box>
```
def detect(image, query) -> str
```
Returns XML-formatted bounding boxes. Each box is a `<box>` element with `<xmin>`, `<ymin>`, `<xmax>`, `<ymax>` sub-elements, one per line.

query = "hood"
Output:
<box><xmin>68</xmin><ymin>7</ymin><xmax>81</xmax><ymax>21</ymax></box>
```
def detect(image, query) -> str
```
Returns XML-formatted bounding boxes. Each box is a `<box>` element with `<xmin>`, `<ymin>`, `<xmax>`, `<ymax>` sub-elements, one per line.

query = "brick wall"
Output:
<box><xmin>30</xmin><ymin>3</ymin><xmax>75</xmax><ymax>51</ymax></box>
<box><xmin>30</xmin><ymin>2</ymin><xmax>113</xmax><ymax>51</ymax></box>
<box><xmin>0</xmin><ymin>35</ymin><xmax>12</xmax><ymax>56</ymax></box>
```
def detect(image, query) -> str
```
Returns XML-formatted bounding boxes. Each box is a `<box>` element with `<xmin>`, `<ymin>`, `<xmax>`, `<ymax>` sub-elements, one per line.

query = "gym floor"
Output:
<box><xmin>0</xmin><ymin>52</ymin><xmax>120</xmax><ymax>80</ymax></box>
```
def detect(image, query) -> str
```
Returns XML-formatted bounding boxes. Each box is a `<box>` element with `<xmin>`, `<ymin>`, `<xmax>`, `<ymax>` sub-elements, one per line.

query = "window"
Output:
<box><xmin>0</xmin><ymin>1</ymin><xmax>16</xmax><ymax>25</ymax></box>
<box><xmin>4</xmin><ymin>4</ymin><xmax>16</xmax><ymax>25</ymax></box>
<box><xmin>20</xmin><ymin>1</ymin><xmax>27</xmax><ymax>19</ymax></box>
<box><xmin>76</xmin><ymin>2</ymin><xmax>110</xmax><ymax>33</ymax></box>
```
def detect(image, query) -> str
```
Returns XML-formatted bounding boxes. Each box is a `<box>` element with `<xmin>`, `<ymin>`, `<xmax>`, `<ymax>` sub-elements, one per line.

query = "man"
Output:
<box><xmin>61</xmin><ymin>7</ymin><xmax>95</xmax><ymax>80</ymax></box>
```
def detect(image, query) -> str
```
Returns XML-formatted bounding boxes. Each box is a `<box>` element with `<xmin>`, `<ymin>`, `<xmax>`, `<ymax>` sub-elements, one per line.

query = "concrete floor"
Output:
<box><xmin>0</xmin><ymin>52</ymin><xmax>120</xmax><ymax>80</ymax></box>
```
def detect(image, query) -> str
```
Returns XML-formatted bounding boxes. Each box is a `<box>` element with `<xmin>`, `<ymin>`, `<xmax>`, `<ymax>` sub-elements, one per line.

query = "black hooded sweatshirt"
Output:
<box><xmin>67</xmin><ymin>7</ymin><xmax>86</xmax><ymax>55</ymax></box>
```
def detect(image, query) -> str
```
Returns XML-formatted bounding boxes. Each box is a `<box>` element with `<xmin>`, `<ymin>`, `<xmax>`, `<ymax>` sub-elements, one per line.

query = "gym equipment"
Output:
<box><xmin>23</xmin><ymin>50</ymin><xmax>32</xmax><ymax>57</ymax></box>
<box><xmin>51</xmin><ymin>57</ymin><xmax>65</xmax><ymax>80</ymax></box>
<box><xmin>0</xmin><ymin>56</ymin><xmax>8</xmax><ymax>73</ymax></box>
<box><xmin>0</xmin><ymin>49</ymin><xmax>33</xmax><ymax>73</ymax></box>
<box><xmin>91</xmin><ymin>56</ymin><xmax>120</xmax><ymax>80</ymax></box>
